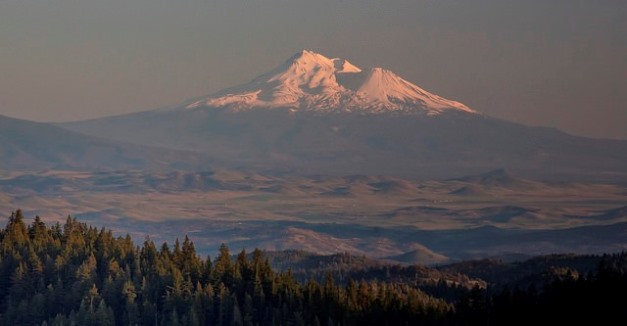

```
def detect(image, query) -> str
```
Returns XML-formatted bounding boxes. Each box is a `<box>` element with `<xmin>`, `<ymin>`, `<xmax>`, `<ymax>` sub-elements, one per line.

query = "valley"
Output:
<box><xmin>2</xmin><ymin>169</ymin><xmax>625</xmax><ymax>264</ymax></box>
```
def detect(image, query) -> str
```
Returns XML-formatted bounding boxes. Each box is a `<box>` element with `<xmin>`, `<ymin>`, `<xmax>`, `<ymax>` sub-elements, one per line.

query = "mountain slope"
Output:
<box><xmin>0</xmin><ymin>114</ymin><xmax>207</xmax><ymax>171</ymax></box>
<box><xmin>186</xmin><ymin>50</ymin><xmax>474</xmax><ymax>115</ymax></box>
<box><xmin>61</xmin><ymin>108</ymin><xmax>627</xmax><ymax>181</ymax></box>
<box><xmin>60</xmin><ymin>51</ymin><xmax>627</xmax><ymax>181</ymax></box>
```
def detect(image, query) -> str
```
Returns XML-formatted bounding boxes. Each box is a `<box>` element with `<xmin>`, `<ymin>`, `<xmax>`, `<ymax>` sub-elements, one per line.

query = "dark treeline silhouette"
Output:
<box><xmin>0</xmin><ymin>210</ymin><xmax>449</xmax><ymax>325</ymax></box>
<box><xmin>265</xmin><ymin>250</ymin><xmax>481</xmax><ymax>289</ymax></box>
<box><xmin>455</xmin><ymin>252</ymin><xmax>627</xmax><ymax>325</ymax></box>
<box><xmin>1</xmin><ymin>210</ymin><xmax>627</xmax><ymax>325</ymax></box>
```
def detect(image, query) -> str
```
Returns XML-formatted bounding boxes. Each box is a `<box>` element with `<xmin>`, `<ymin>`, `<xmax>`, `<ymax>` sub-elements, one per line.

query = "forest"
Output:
<box><xmin>1</xmin><ymin>210</ymin><xmax>626</xmax><ymax>325</ymax></box>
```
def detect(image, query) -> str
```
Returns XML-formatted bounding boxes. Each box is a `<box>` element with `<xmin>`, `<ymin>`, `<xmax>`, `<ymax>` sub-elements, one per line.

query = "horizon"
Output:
<box><xmin>1</xmin><ymin>0</ymin><xmax>625</xmax><ymax>140</ymax></box>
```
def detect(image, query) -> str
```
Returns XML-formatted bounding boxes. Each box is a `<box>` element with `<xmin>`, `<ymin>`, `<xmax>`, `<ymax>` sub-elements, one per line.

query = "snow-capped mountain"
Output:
<box><xmin>60</xmin><ymin>50</ymin><xmax>627</xmax><ymax>181</ymax></box>
<box><xmin>186</xmin><ymin>50</ymin><xmax>474</xmax><ymax>115</ymax></box>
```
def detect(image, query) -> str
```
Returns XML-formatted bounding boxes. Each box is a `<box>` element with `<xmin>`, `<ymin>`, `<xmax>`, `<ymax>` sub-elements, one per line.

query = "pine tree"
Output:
<box><xmin>214</xmin><ymin>243</ymin><xmax>234</xmax><ymax>286</ymax></box>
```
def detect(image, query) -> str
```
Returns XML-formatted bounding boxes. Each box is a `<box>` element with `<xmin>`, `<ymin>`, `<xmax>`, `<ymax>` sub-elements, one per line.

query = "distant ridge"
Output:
<box><xmin>0</xmin><ymin>114</ymin><xmax>206</xmax><ymax>171</ymax></box>
<box><xmin>453</xmin><ymin>169</ymin><xmax>532</xmax><ymax>187</ymax></box>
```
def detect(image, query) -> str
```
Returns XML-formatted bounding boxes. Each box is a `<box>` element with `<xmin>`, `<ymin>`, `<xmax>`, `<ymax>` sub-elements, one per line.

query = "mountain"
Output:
<box><xmin>186</xmin><ymin>49</ymin><xmax>475</xmax><ymax>115</ymax></box>
<box><xmin>60</xmin><ymin>50</ymin><xmax>627</xmax><ymax>181</ymax></box>
<box><xmin>0</xmin><ymin>114</ymin><xmax>207</xmax><ymax>171</ymax></box>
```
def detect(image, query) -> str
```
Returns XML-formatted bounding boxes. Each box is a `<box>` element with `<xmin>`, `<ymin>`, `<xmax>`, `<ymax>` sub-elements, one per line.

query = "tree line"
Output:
<box><xmin>0</xmin><ymin>210</ymin><xmax>449</xmax><ymax>325</ymax></box>
<box><xmin>1</xmin><ymin>210</ymin><xmax>626</xmax><ymax>325</ymax></box>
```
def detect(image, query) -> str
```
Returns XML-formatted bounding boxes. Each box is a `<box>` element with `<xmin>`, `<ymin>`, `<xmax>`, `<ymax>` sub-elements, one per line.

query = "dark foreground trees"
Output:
<box><xmin>0</xmin><ymin>211</ymin><xmax>450</xmax><ymax>325</ymax></box>
<box><xmin>454</xmin><ymin>252</ymin><xmax>627</xmax><ymax>326</ymax></box>
<box><xmin>2</xmin><ymin>210</ymin><xmax>627</xmax><ymax>325</ymax></box>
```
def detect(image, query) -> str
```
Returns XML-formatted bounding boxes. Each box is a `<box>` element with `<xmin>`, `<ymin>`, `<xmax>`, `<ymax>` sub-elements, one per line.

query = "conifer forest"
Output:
<box><xmin>0</xmin><ymin>210</ymin><xmax>626</xmax><ymax>325</ymax></box>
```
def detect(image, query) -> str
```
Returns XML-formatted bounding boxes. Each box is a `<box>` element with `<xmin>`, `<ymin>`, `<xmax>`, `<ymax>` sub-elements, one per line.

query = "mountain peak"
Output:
<box><xmin>291</xmin><ymin>49</ymin><xmax>323</xmax><ymax>58</ymax></box>
<box><xmin>332</xmin><ymin>58</ymin><xmax>362</xmax><ymax>74</ymax></box>
<box><xmin>287</xmin><ymin>50</ymin><xmax>362</xmax><ymax>73</ymax></box>
<box><xmin>186</xmin><ymin>50</ymin><xmax>476</xmax><ymax>115</ymax></box>
<box><xmin>286</xmin><ymin>50</ymin><xmax>333</xmax><ymax>67</ymax></box>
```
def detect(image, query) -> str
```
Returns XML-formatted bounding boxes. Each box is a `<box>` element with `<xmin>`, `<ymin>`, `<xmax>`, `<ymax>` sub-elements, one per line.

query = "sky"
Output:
<box><xmin>1</xmin><ymin>0</ymin><xmax>625</xmax><ymax>139</ymax></box>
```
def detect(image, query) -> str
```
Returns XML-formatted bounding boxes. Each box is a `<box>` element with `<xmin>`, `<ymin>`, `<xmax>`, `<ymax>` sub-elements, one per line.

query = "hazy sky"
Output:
<box><xmin>1</xmin><ymin>0</ymin><xmax>625</xmax><ymax>139</ymax></box>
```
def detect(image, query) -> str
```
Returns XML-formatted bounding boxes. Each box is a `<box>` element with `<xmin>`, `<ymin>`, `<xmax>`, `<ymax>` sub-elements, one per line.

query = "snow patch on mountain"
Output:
<box><xmin>186</xmin><ymin>50</ymin><xmax>476</xmax><ymax>115</ymax></box>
